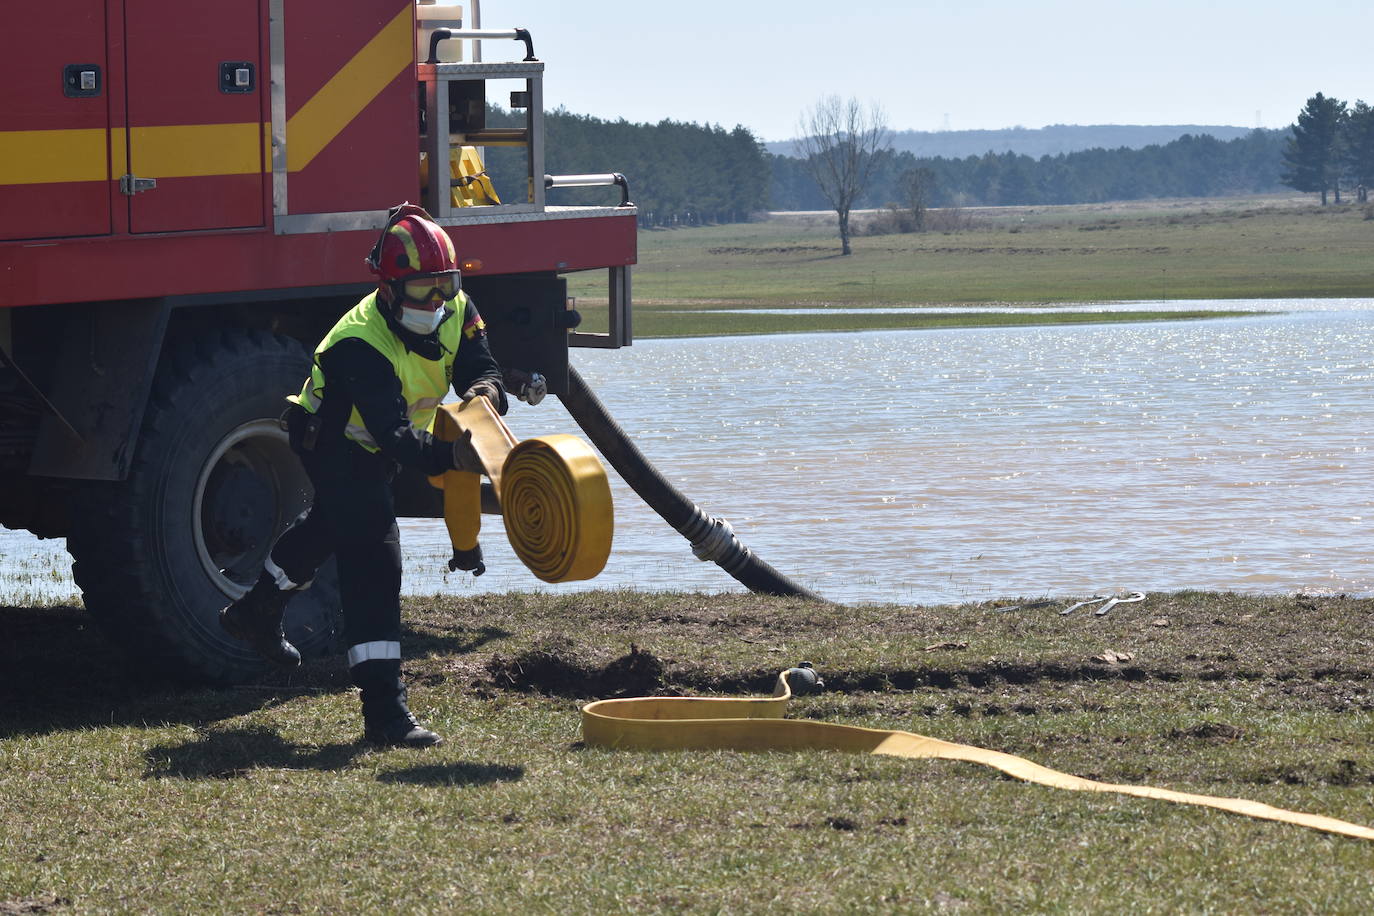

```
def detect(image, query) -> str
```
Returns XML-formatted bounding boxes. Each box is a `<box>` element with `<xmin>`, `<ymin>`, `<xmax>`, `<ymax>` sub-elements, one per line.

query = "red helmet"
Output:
<box><xmin>366</xmin><ymin>203</ymin><xmax>459</xmax><ymax>284</ymax></box>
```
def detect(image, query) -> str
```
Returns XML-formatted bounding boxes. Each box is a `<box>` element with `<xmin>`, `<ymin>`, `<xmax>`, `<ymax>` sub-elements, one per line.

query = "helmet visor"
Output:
<box><xmin>401</xmin><ymin>272</ymin><xmax>461</xmax><ymax>306</ymax></box>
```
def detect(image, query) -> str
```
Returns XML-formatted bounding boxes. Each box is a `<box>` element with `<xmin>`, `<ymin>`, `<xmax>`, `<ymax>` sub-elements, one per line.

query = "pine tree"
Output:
<box><xmin>1342</xmin><ymin>100</ymin><xmax>1374</xmax><ymax>202</ymax></box>
<box><xmin>1281</xmin><ymin>92</ymin><xmax>1347</xmax><ymax>205</ymax></box>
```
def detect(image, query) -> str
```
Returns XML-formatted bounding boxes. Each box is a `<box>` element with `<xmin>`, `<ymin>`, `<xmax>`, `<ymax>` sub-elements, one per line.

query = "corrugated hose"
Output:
<box><xmin>559</xmin><ymin>366</ymin><xmax>829</xmax><ymax>602</ymax></box>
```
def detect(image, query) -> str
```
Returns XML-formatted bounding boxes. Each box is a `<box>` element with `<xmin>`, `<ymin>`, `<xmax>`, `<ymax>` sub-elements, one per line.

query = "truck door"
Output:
<box><xmin>123</xmin><ymin>0</ymin><xmax>266</xmax><ymax>233</ymax></box>
<box><xmin>0</xmin><ymin>0</ymin><xmax>112</xmax><ymax>241</ymax></box>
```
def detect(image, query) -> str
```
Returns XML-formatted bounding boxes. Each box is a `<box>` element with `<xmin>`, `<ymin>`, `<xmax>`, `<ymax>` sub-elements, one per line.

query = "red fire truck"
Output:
<box><xmin>0</xmin><ymin>0</ymin><xmax>636</xmax><ymax>682</ymax></box>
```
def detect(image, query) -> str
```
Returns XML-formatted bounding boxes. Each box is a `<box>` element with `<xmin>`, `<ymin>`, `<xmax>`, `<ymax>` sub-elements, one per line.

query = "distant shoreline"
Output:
<box><xmin>563</xmin><ymin>195</ymin><xmax>1369</xmax><ymax>338</ymax></box>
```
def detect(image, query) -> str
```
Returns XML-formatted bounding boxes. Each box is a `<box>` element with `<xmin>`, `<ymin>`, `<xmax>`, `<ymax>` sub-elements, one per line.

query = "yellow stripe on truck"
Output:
<box><xmin>2</xmin><ymin>123</ymin><xmax>259</xmax><ymax>184</ymax></box>
<box><xmin>2</xmin><ymin>5</ymin><xmax>414</xmax><ymax>186</ymax></box>
<box><xmin>0</xmin><ymin>129</ymin><xmax>108</xmax><ymax>184</ymax></box>
<box><xmin>285</xmin><ymin>4</ymin><xmax>413</xmax><ymax>172</ymax></box>
<box><xmin>130</xmin><ymin>122</ymin><xmax>263</xmax><ymax>177</ymax></box>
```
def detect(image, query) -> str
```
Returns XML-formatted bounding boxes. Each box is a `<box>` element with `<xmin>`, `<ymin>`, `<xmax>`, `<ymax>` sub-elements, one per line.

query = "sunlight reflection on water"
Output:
<box><xmin>3</xmin><ymin>301</ymin><xmax>1370</xmax><ymax>606</ymax></box>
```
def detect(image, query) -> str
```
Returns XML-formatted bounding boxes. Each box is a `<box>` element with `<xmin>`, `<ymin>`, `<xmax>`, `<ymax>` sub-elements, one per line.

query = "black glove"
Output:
<box><xmin>460</xmin><ymin>380</ymin><xmax>507</xmax><ymax>415</ymax></box>
<box><xmin>449</xmin><ymin>544</ymin><xmax>485</xmax><ymax>576</ymax></box>
<box><xmin>450</xmin><ymin>428</ymin><xmax>484</xmax><ymax>474</ymax></box>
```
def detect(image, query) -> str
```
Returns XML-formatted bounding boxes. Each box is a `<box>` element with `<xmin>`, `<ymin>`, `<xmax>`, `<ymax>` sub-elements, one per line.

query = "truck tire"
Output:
<box><xmin>68</xmin><ymin>329</ymin><xmax>341</xmax><ymax>683</ymax></box>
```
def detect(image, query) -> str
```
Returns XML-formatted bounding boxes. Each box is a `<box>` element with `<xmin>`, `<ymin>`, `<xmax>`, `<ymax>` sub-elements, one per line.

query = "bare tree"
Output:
<box><xmin>794</xmin><ymin>96</ymin><xmax>891</xmax><ymax>255</ymax></box>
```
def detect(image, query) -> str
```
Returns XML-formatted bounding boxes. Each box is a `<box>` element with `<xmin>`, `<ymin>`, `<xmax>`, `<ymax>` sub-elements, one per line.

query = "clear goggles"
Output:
<box><xmin>400</xmin><ymin>271</ymin><xmax>461</xmax><ymax>306</ymax></box>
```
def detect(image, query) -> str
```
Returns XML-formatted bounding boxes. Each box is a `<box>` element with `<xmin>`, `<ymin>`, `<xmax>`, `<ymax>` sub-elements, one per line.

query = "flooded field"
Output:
<box><xmin>2</xmin><ymin>299</ymin><xmax>1370</xmax><ymax>606</ymax></box>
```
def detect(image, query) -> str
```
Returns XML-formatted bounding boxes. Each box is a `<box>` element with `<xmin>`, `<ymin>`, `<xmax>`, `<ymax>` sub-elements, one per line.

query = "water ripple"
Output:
<box><xmin>2</xmin><ymin>302</ymin><xmax>1370</xmax><ymax>606</ymax></box>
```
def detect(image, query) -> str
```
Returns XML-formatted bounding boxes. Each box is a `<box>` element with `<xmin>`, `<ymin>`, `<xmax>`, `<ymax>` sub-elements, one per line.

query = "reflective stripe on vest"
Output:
<box><xmin>292</xmin><ymin>291</ymin><xmax>465</xmax><ymax>453</ymax></box>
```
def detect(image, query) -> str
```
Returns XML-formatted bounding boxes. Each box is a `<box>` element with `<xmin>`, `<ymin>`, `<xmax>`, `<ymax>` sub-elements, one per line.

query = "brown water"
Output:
<box><xmin>3</xmin><ymin>300</ymin><xmax>1370</xmax><ymax>605</ymax></box>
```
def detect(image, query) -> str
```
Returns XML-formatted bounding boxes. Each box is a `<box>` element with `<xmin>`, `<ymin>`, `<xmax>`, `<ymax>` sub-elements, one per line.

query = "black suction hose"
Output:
<box><xmin>559</xmin><ymin>366</ymin><xmax>830</xmax><ymax>602</ymax></box>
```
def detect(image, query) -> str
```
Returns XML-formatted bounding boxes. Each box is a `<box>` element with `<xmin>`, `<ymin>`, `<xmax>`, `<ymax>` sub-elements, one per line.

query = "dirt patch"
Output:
<box><xmin>481</xmin><ymin>648</ymin><xmax>1374</xmax><ymax>700</ymax></box>
<box><xmin>487</xmin><ymin>643</ymin><xmax>666</xmax><ymax>697</ymax></box>
<box><xmin>706</xmin><ymin>245</ymin><xmax>835</xmax><ymax>255</ymax></box>
<box><xmin>1253</xmin><ymin>758</ymin><xmax>1374</xmax><ymax>787</ymax></box>
<box><xmin>600</xmin><ymin>644</ymin><xmax>667</xmax><ymax>693</ymax></box>
<box><xmin>1168</xmin><ymin>722</ymin><xmax>1245</xmax><ymax>742</ymax></box>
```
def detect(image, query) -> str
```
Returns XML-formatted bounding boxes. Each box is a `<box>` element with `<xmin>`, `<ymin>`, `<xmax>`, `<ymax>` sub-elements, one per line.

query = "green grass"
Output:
<box><xmin>565</xmin><ymin>195</ymin><xmax>1373</xmax><ymax>338</ymax></box>
<box><xmin>5</xmin><ymin>591</ymin><xmax>1374</xmax><ymax>913</ymax></box>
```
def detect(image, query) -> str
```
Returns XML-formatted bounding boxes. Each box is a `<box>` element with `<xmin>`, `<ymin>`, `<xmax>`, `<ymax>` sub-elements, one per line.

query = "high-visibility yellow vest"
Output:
<box><xmin>290</xmin><ymin>291</ymin><xmax>466</xmax><ymax>452</ymax></box>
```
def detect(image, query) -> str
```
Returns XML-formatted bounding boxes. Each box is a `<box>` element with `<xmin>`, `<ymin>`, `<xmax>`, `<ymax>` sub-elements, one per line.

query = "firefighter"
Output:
<box><xmin>219</xmin><ymin>203</ymin><xmax>506</xmax><ymax>748</ymax></box>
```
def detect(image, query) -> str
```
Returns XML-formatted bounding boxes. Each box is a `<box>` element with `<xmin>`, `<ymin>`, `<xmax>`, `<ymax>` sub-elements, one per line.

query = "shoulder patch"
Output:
<box><xmin>463</xmin><ymin>312</ymin><xmax>486</xmax><ymax>340</ymax></box>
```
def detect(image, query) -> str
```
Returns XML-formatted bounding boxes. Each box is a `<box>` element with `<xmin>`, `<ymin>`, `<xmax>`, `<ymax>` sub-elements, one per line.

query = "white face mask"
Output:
<box><xmin>399</xmin><ymin>305</ymin><xmax>445</xmax><ymax>335</ymax></box>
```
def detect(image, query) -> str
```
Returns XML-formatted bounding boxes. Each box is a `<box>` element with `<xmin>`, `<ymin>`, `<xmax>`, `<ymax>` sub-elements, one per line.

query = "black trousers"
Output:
<box><xmin>269</xmin><ymin>438</ymin><xmax>402</xmax><ymax>656</ymax></box>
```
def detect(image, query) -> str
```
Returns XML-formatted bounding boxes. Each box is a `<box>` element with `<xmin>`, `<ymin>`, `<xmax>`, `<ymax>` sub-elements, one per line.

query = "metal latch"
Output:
<box><xmin>63</xmin><ymin>64</ymin><xmax>101</xmax><ymax>98</ymax></box>
<box><xmin>119</xmin><ymin>174</ymin><xmax>157</xmax><ymax>196</ymax></box>
<box><xmin>220</xmin><ymin>61</ymin><xmax>256</xmax><ymax>93</ymax></box>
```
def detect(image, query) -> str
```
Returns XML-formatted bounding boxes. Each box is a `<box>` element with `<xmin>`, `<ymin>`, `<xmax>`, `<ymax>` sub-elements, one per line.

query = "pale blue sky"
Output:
<box><xmin>480</xmin><ymin>0</ymin><xmax>1369</xmax><ymax>141</ymax></box>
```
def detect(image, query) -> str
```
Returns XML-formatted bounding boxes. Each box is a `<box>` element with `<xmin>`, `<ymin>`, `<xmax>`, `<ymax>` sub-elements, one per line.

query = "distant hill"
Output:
<box><xmin>767</xmin><ymin>124</ymin><xmax>1259</xmax><ymax>160</ymax></box>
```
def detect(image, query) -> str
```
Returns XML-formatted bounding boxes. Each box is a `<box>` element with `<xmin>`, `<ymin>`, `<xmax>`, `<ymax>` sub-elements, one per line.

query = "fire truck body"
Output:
<box><xmin>2</xmin><ymin>0</ymin><xmax>635</xmax><ymax>301</ymax></box>
<box><xmin>0</xmin><ymin>0</ymin><xmax>636</xmax><ymax>681</ymax></box>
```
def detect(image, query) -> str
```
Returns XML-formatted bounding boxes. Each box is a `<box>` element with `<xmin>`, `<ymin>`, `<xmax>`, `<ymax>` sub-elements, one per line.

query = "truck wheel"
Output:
<box><xmin>68</xmin><ymin>329</ymin><xmax>341</xmax><ymax>683</ymax></box>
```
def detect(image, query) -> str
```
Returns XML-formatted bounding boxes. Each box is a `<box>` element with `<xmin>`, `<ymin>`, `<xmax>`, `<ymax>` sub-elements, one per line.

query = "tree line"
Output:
<box><xmin>1280</xmin><ymin>93</ymin><xmax>1374</xmax><ymax>204</ymax></box>
<box><xmin>474</xmin><ymin>92</ymin><xmax>1368</xmax><ymax>228</ymax></box>
<box><xmin>770</xmin><ymin>129</ymin><xmax>1290</xmax><ymax>211</ymax></box>
<box><xmin>482</xmin><ymin>106</ymin><xmax>769</xmax><ymax>226</ymax></box>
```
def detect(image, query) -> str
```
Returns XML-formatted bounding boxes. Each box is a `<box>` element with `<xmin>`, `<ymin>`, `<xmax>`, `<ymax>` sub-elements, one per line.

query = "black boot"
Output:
<box><xmin>219</xmin><ymin>571</ymin><xmax>302</xmax><ymax>668</ymax></box>
<box><xmin>355</xmin><ymin>659</ymin><xmax>443</xmax><ymax>748</ymax></box>
<box><xmin>365</xmin><ymin>708</ymin><xmax>443</xmax><ymax>749</ymax></box>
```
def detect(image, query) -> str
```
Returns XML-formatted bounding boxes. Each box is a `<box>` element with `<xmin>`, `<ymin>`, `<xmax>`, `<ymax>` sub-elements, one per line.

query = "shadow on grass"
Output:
<box><xmin>0</xmin><ymin>604</ymin><xmax>270</xmax><ymax>739</ymax></box>
<box><xmin>144</xmin><ymin>725</ymin><xmax>525</xmax><ymax>788</ymax></box>
<box><xmin>0</xmin><ymin>604</ymin><xmax>508</xmax><ymax>739</ymax></box>
<box><xmin>379</xmin><ymin>762</ymin><xmax>524</xmax><ymax>787</ymax></box>
<box><xmin>144</xmin><ymin>726</ymin><xmax>367</xmax><ymax>778</ymax></box>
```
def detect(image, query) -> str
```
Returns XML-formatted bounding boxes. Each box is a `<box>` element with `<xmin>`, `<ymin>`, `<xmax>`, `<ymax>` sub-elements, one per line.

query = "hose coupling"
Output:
<box><xmin>682</xmin><ymin>510</ymin><xmax>752</xmax><ymax>574</ymax></box>
<box><xmin>448</xmin><ymin>544</ymin><xmax>486</xmax><ymax>576</ymax></box>
<box><xmin>503</xmin><ymin>368</ymin><xmax>548</xmax><ymax>406</ymax></box>
<box><xmin>783</xmin><ymin>661</ymin><xmax>824</xmax><ymax>695</ymax></box>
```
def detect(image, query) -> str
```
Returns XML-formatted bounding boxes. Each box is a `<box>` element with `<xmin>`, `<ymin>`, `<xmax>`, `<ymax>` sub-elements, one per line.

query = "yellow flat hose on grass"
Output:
<box><xmin>582</xmin><ymin>670</ymin><xmax>1374</xmax><ymax>842</ymax></box>
<box><xmin>429</xmin><ymin>398</ymin><xmax>612</xmax><ymax>582</ymax></box>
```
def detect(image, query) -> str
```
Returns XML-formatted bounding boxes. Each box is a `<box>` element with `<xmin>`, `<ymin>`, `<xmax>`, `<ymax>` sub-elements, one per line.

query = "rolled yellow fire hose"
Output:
<box><xmin>430</xmin><ymin>398</ymin><xmax>612</xmax><ymax>582</ymax></box>
<box><xmin>583</xmin><ymin>669</ymin><xmax>1374</xmax><ymax>841</ymax></box>
<box><xmin>501</xmin><ymin>435</ymin><xmax>613</xmax><ymax>582</ymax></box>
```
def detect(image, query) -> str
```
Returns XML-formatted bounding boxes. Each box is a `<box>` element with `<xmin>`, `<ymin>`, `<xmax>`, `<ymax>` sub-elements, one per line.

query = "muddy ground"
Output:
<box><xmin>4</xmin><ymin>590</ymin><xmax>1370</xmax><ymax>738</ymax></box>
